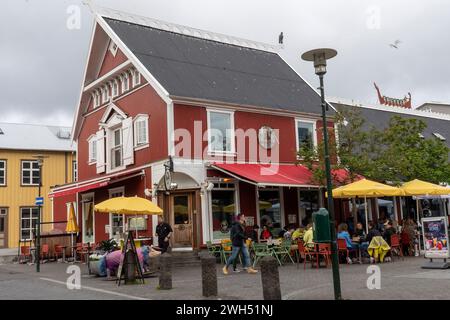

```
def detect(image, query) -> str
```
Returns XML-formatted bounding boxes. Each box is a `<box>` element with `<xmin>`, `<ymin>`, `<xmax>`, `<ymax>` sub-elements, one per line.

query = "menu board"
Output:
<box><xmin>422</xmin><ymin>217</ymin><xmax>449</xmax><ymax>259</ymax></box>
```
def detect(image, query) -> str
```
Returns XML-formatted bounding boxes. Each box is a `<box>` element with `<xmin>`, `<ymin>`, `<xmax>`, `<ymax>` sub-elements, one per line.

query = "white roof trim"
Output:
<box><xmin>83</xmin><ymin>60</ymin><xmax>131</xmax><ymax>92</ymax></box>
<box><xmin>94</xmin><ymin>13</ymin><xmax>171</xmax><ymax>105</ymax></box>
<box><xmin>94</xmin><ymin>5</ymin><xmax>279</xmax><ymax>53</ymax></box>
<box><xmin>71</xmin><ymin>20</ymin><xmax>98</xmax><ymax>142</ymax></box>
<box><xmin>328</xmin><ymin>96</ymin><xmax>450</xmax><ymax>121</ymax></box>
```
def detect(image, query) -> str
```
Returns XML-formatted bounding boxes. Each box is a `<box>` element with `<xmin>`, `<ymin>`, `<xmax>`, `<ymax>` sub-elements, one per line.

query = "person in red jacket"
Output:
<box><xmin>260</xmin><ymin>225</ymin><xmax>273</xmax><ymax>240</ymax></box>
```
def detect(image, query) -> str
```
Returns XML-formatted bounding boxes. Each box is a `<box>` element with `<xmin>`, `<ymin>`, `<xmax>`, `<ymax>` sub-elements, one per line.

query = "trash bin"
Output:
<box><xmin>313</xmin><ymin>208</ymin><xmax>331</xmax><ymax>243</ymax></box>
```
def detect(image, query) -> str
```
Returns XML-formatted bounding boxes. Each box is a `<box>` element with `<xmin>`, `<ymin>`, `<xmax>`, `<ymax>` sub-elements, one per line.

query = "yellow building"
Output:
<box><xmin>0</xmin><ymin>123</ymin><xmax>76</xmax><ymax>248</ymax></box>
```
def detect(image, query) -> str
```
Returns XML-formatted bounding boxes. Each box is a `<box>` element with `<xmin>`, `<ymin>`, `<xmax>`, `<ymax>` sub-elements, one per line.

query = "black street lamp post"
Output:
<box><xmin>301</xmin><ymin>48</ymin><xmax>342</xmax><ymax>300</ymax></box>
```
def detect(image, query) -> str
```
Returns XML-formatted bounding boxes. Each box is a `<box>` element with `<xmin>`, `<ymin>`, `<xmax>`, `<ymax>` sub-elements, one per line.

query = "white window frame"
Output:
<box><xmin>20</xmin><ymin>207</ymin><xmax>39</xmax><ymax>241</ymax></box>
<box><xmin>131</xmin><ymin>69</ymin><xmax>141</xmax><ymax>87</ymax></box>
<box><xmin>111</xmin><ymin>79</ymin><xmax>119</xmax><ymax>98</ymax></box>
<box><xmin>0</xmin><ymin>160</ymin><xmax>6</xmax><ymax>186</ymax></box>
<box><xmin>208</xmin><ymin>180</ymin><xmax>240</xmax><ymax>243</ymax></box>
<box><xmin>256</xmin><ymin>186</ymin><xmax>284</xmax><ymax>229</ymax></box>
<box><xmin>109</xmin><ymin>187</ymin><xmax>125</xmax><ymax>239</ymax></box>
<box><xmin>295</xmin><ymin>118</ymin><xmax>318</xmax><ymax>153</ymax></box>
<box><xmin>21</xmin><ymin>160</ymin><xmax>39</xmax><ymax>186</ymax></box>
<box><xmin>87</xmin><ymin>135</ymin><xmax>97</xmax><ymax>164</ymax></box>
<box><xmin>133</xmin><ymin>114</ymin><xmax>149</xmax><ymax>150</ymax></box>
<box><xmin>121</xmin><ymin>72</ymin><xmax>130</xmax><ymax>93</ymax></box>
<box><xmin>101</xmin><ymin>85</ymin><xmax>109</xmax><ymax>104</ymax></box>
<box><xmin>72</xmin><ymin>160</ymin><xmax>77</xmax><ymax>182</ymax></box>
<box><xmin>110</xmin><ymin>127</ymin><xmax>124</xmax><ymax>171</ymax></box>
<box><xmin>108</xmin><ymin>40</ymin><xmax>118</xmax><ymax>56</ymax></box>
<box><xmin>206</xmin><ymin>109</ymin><xmax>236</xmax><ymax>155</ymax></box>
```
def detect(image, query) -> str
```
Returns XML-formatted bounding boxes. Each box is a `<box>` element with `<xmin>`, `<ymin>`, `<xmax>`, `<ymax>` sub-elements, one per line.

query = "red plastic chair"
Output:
<box><xmin>40</xmin><ymin>244</ymin><xmax>50</xmax><ymax>260</ymax></box>
<box><xmin>54</xmin><ymin>245</ymin><xmax>64</xmax><ymax>261</ymax></box>
<box><xmin>19</xmin><ymin>246</ymin><xmax>31</xmax><ymax>264</ymax></box>
<box><xmin>297</xmin><ymin>240</ymin><xmax>320</xmax><ymax>269</ymax></box>
<box><xmin>337</xmin><ymin>238</ymin><xmax>350</xmax><ymax>263</ymax></box>
<box><xmin>390</xmin><ymin>234</ymin><xmax>403</xmax><ymax>260</ymax></box>
<box><xmin>317</xmin><ymin>243</ymin><xmax>332</xmax><ymax>267</ymax></box>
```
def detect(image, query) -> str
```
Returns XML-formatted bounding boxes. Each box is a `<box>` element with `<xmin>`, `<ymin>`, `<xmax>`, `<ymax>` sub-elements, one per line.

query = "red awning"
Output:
<box><xmin>49</xmin><ymin>169</ymin><xmax>146</xmax><ymax>198</ymax></box>
<box><xmin>211</xmin><ymin>163</ymin><xmax>318</xmax><ymax>188</ymax></box>
<box><xmin>49</xmin><ymin>180</ymin><xmax>110</xmax><ymax>198</ymax></box>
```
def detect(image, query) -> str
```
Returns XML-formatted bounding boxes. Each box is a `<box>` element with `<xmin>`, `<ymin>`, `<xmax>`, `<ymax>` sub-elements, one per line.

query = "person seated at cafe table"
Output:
<box><xmin>291</xmin><ymin>226</ymin><xmax>305</xmax><ymax>241</ymax></box>
<box><xmin>302</xmin><ymin>223</ymin><xmax>315</xmax><ymax>250</ymax></box>
<box><xmin>260</xmin><ymin>225</ymin><xmax>273</xmax><ymax>241</ymax></box>
<box><xmin>354</xmin><ymin>222</ymin><xmax>370</xmax><ymax>258</ymax></box>
<box><xmin>337</xmin><ymin>223</ymin><xmax>359</xmax><ymax>264</ymax></box>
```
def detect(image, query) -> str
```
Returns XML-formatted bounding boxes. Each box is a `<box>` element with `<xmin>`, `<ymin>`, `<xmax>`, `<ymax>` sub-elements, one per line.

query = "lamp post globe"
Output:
<box><xmin>302</xmin><ymin>48</ymin><xmax>342</xmax><ymax>300</ymax></box>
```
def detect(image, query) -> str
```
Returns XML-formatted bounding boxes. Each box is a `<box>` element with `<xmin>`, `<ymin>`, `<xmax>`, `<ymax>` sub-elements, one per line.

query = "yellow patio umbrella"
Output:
<box><xmin>400</xmin><ymin>179</ymin><xmax>450</xmax><ymax>254</ymax></box>
<box><xmin>66</xmin><ymin>202</ymin><xmax>79</xmax><ymax>259</ymax></box>
<box><xmin>66</xmin><ymin>202</ymin><xmax>79</xmax><ymax>233</ymax></box>
<box><xmin>94</xmin><ymin>196</ymin><xmax>163</xmax><ymax>215</ymax></box>
<box><xmin>330</xmin><ymin>179</ymin><xmax>404</xmax><ymax>233</ymax></box>
<box><xmin>95</xmin><ymin>196</ymin><xmax>163</xmax><ymax>239</ymax></box>
<box><xmin>332</xmin><ymin>179</ymin><xmax>404</xmax><ymax>198</ymax></box>
<box><xmin>400</xmin><ymin>179</ymin><xmax>450</xmax><ymax>196</ymax></box>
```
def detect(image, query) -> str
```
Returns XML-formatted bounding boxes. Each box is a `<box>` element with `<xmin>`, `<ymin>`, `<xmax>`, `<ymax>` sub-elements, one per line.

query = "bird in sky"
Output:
<box><xmin>279</xmin><ymin>32</ymin><xmax>284</xmax><ymax>45</ymax></box>
<box><xmin>389</xmin><ymin>40</ymin><xmax>401</xmax><ymax>49</ymax></box>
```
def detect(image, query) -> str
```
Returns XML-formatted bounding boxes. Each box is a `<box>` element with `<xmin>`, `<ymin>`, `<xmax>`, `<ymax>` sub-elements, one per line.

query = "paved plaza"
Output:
<box><xmin>1</xmin><ymin>256</ymin><xmax>449</xmax><ymax>300</ymax></box>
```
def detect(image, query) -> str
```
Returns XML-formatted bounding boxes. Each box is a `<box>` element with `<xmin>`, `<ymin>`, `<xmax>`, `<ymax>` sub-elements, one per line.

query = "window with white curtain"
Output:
<box><xmin>134</xmin><ymin>115</ymin><xmax>149</xmax><ymax>147</ymax></box>
<box><xmin>88</xmin><ymin>136</ymin><xmax>97</xmax><ymax>163</ymax></box>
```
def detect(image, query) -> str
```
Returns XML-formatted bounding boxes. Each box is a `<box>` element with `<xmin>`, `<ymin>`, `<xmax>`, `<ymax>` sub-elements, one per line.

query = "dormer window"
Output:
<box><xmin>111</xmin><ymin>79</ymin><xmax>119</xmax><ymax>98</ymax></box>
<box><xmin>131</xmin><ymin>69</ymin><xmax>141</xmax><ymax>87</ymax></box>
<box><xmin>433</xmin><ymin>132</ymin><xmax>446</xmax><ymax>141</ymax></box>
<box><xmin>101</xmin><ymin>86</ymin><xmax>109</xmax><ymax>104</ymax></box>
<box><xmin>109</xmin><ymin>40</ymin><xmax>118</xmax><ymax>56</ymax></box>
<box><xmin>121</xmin><ymin>72</ymin><xmax>130</xmax><ymax>93</ymax></box>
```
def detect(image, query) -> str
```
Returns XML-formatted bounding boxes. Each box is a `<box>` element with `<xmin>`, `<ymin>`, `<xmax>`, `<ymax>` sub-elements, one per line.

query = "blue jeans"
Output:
<box><xmin>226</xmin><ymin>244</ymin><xmax>251</xmax><ymax>268</ymax></box>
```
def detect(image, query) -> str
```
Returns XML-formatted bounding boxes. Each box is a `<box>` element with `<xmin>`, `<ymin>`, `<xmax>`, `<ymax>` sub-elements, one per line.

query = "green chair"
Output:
<box><xmin>271</xmin><ymin>240</ymin><xmax>296</xmax><ymax>265</ymax></box>
<box><xmin>252</xmin><ymin>243</ymin><xmax>275</xmax><ymax>267</ymax></box>
<box><xmin>206</xmin><ymin>241</ymin><xmax>222</xmax><ymax>263</ymax></box>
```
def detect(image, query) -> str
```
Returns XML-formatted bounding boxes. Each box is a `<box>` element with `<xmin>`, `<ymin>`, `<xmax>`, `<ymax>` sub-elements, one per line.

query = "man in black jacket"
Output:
<box><xmin>223</xmin><ymin>214</ymin><xmax>258</xmax><ymax>275</ymax></box>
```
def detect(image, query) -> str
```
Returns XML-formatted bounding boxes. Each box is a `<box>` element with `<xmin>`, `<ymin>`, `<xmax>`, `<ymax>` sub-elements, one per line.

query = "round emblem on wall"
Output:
<box><xmin>258</xmin><ymin>126</ymin><xmax>278</xmax><ymax>149</ymax></box>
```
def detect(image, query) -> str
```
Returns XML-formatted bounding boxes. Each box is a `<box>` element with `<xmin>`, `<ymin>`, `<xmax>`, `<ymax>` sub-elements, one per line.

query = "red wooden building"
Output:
<box><xmin>50</xmin><ymin>7</ymin><xmax>343</xmax><ymax>250</ymax></box>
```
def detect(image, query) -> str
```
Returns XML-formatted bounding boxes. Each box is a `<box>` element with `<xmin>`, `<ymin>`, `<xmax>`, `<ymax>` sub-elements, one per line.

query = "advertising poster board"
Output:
<box><xmin>422</xmin><ymin>217</ymin><xmax>449</xmax><ymax>259</ymax></box>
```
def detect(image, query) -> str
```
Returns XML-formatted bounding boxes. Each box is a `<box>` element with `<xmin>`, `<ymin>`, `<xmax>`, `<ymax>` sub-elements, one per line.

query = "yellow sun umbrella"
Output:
<box><xmin>400</xmin><ymin>179</ymin><xmax>450</xmax><ymax>196</ymax></box>
<box><xmin>400</xmin><ymin>179</ymin><xmax>450</xmax><ymax>254</ymax></box>
<box><xmin>330</xmin><ymin>179</ymin><xmax>404</xmax><ymax>234</ymax></box>
<box><xmin>331</xmin><ymin>179</ymin><xmax>404</xmax><ymax>198</ymax></box>
<box><xmin>66</xmin><ymin>202</ymin><xmax>79</xmax><ymax>233</ymax></box>
<box><xmin>94</xmin><ymin>196</ymin><xmax>163</xmax><ymax>215</ymax></box>
<box><xmin>95</xmin><ymin>196</ymin><xmax>163</xmax><ymax>239</ymax></box>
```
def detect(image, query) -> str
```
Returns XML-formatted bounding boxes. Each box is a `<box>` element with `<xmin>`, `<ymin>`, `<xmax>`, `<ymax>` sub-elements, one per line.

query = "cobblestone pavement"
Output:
<box><xmin>1</xmin><ymin>256</ymin><xmax>449</xmax><ymax>300</ymax></box>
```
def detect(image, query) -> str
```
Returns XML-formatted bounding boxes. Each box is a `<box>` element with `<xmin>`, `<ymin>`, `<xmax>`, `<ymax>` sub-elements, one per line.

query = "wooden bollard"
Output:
<box><xmin>159</xmin><ymin>253</ymin><xmax>172</xmax><ymax>290</ymax></box>
<box><xmin>260</xmin><ymin>256</ymin><xmax>281</xmax><ymax>300</ymax></box>
<box><xmin>201</xmin><ymin>254</ymin><xmax>218</xmax><ymax>297</ymax></box>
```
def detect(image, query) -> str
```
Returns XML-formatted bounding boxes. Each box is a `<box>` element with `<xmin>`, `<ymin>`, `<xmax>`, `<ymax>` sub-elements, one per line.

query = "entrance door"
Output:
<box><xmin>0</xmin><ymin>208</ymin><xmax>8</xmax><ymax>248</ymax></box>
<box><xmin>171</xmin><ymin>194</ymin><xmax>193</xmax><ymax>247</ymax></box>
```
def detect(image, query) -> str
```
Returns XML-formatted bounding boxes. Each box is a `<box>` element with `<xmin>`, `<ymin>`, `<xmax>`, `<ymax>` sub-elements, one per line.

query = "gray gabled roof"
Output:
<box><xmin>331</xmin><ymin>100</ymin><xmax>450</xmax><ymax>149</ymax></box>
<box><xmin>0</xmin><ymin>123</ymin><xmax>76</xmax><ymax>152</ymax></box>
<box><xmin>104</xmin><ymin>17</ymin><xmax>327</xmax><ymax>115</ymax></box>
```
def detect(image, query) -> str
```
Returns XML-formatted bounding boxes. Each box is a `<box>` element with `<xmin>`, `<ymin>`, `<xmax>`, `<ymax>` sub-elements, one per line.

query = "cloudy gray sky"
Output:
<box><xmin>1</xmin><ymin>0</ymin><xmax>450</xmax><ymax>127</ymax></box>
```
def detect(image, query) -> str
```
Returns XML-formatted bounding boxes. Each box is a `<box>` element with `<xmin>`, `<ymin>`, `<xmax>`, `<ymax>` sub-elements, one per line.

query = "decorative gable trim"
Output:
<box><xmin>99</xmin><ymin>103</ymin><xmax>128</xmax><ymax>126</ymax></box>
